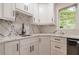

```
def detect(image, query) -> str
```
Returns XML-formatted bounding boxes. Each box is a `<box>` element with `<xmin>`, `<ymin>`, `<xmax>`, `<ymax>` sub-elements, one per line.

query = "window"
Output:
<box><xmin>59</xmin><ymin>5</ymin><xmax>77</xmax><ymax>29</ymax></box>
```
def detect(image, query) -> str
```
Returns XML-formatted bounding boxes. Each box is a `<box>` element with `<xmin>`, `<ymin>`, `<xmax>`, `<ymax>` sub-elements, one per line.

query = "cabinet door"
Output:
<box><xmin>29</xmin><ymin>41</ymin><xmax>39</xmax><ymax>55</ymax></box>
<box><xmin>39</xmin><ymin>3</ymin><xmax>54</xmax><ymax>25</ymax></box>
<box><xmin>39</xmin><ymin>37</ymin><xmax>51</xmax><ymax>55</ymax></box>
<box><xmin>20</xmin><ymin>41</ymin><xmax>30</xmax><ymax>55</ymax></box>
<box><xmin>3</xmin><ymin>3</ymin><xmax>15</xmax><ymax>21</ymax></box>
<box><xmin>39</xmin><ymin>3</ymin><xmax>49</xmax><ymax>24</ymax></box>
<box><xmin>27</xmin><ymin>3</ymin><xmax>34</xmax><ymax>14</ymax></box>
<box><xmin>16</xmin><ymin>3</ymin><xmax>25</xmax><ymax>11</ymax></box>
<box><xmin>5</xmin><ymin>41</ymin><xmax>19</xmax><ymax>55</ymax></box>
<box><xmin>20</xmin><ymin>38</ymin><xmax>39</xmax><ymax>55</ymax></box>
<box><xmin>48</xmin><ymin>4</ymin><xmax>54</xmax><ymax>24</ymax></box>
<box><xmin>0</xmin><ymin>43</ymin><xmax>4</xmax><ymax>55</ymax></box>
<box><xmin>33</xmin><ymin>3</ymin><xmax>39</xmax><ymax>24</ymax></box>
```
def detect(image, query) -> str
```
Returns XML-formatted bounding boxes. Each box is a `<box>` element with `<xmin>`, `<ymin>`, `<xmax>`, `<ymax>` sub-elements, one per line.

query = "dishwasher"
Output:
<box><xmin>67</xmin><ymin>38</ymin><xmax>79</xmax><ymax>55</ymax></box>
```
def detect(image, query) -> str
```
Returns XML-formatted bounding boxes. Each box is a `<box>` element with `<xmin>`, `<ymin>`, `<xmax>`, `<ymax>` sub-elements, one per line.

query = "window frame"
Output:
<box><xmin>58</xmin><ymin>4</ymin><xmax>77</xmax><ymax>30</ymax></box>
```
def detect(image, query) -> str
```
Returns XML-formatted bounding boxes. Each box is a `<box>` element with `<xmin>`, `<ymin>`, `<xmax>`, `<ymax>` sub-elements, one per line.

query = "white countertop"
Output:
<box><xmin>0</xmin><ymin>33</ymin><xmax>79</xmax><ymax>43</ymax></box>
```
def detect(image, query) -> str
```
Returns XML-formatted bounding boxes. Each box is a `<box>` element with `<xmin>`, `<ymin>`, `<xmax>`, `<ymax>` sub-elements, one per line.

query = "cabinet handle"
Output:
<box><xmin>24</xmin><ymin>5</ymin><xmax>26</xmax><ymax>10</ymax></box>
<box><xmin>16</xmin><ymin>43</ymin><xmax>19</xmax><ymax>51</ymax></box>
<box><xmin>51</xmin><ymin>18</ymin><xmax>53</xmax><ymax>22</ymax></box>
<box><xmin>55</xmin><ymin>39</ymin><xmax>60</xmax><ymax>41</ymax></box>
<box><xmin>34</xmin><ymin>17</ymin><xmax>35</xmax><ymax>22</ymax></box>
<box><xmin>55</xmin><ymin>46</ymin><xmax>61</xmax><ymax>49</ymax></box>
<box><xmin>32</xmin><ymin>45</ymin><xmax>34</xmax><ymax>52</ymax></box>
<box><xmin>13</xmin><ymin>10</ymin><xmax>15</xmax><ymax>17</ymax></box>
<box><xmin>30</xmin><ymin>46</ymin><xmax>32</xmax><ymax>52</ymax></box>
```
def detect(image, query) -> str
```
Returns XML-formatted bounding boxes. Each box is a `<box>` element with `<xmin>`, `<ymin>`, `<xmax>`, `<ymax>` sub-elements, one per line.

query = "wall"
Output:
<box><xmin>38</xmin><ymin>25</ymin><xmax>56</xmax><ymax>34</ymax></box>
<box><xmin>0</xmin><ymin>12</ymin><xmax>40</xmax><ymax>37</ymax></box>
<box><xmin>0</xmin><ymin>20</ymin><xmax>12</xmax><ymax>36</ymax></box>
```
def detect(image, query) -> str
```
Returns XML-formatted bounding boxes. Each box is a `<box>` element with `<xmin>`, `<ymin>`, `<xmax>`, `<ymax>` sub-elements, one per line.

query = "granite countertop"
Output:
<box><xmin>0</xmin><ymin>34</ymin><xmax>79</xmax><ymax>43</ymax></box>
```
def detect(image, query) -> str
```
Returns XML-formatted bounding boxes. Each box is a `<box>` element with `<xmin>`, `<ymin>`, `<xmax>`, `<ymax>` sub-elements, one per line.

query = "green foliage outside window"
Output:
<box><xmin>59</xmin><ymin>6</ymin><xmax>76</xmax><ymax>29</ymax></box>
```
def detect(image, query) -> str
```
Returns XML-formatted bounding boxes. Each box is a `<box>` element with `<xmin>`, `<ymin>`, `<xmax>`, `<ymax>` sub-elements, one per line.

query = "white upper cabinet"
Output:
<box><xmin>3</xmin><ymin>3</ymin><xmax>15</xmax><ymax>21</ymax></box>
<box><xmin>39</xmin><ymin>3</ymin><xmax>49</xmax><ymax>25</ymax></box>
<box><xmin>33</xmin><ymin>3</ymin><xmax>55</xmax><ymax>25</ymax></box>
<box><xmin>15</xmin><ymin>3</ymin><xmax>25</xmax><ymax>11</ymax></box>
<box><xmin>0</xmin><ymin>3</ymin><xmax>15</xmax><ymax>21</ymax></box>
<box><xmin>15</xmin><ymin>3</ymin><xmax>33</xmax><ymax>16</ymax></box>
<box><xmin>39</xmin><ymin>3</ymin><xmax>55</xmax><ymax>25</ymax></box>
<box><xmin>33</xmin><ymin>3</ymin><xmax>39</xmax><ymax>24</ymax></box>
<box><xmin>26</xmin><ymin>3</ymin><xmax>34</xmax><ymax>15</ymax></box>
<box><xmin>48</xmin><ymin>4</ymin><xmax>55</xmax><ymax>24</ymax></box>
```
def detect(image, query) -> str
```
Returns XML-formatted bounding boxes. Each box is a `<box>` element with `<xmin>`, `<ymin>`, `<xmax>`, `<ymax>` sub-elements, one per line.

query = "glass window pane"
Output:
<box><xmin>59</xmin><ymin>5</ymin><xmax>76</xmax><ymax>29</ymax></box>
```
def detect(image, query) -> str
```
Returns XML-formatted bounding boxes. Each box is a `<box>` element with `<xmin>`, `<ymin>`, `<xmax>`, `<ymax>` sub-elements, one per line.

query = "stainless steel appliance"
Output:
<box><xmin>67</xmin><ymin>38</ymin><xmax>79</xmax><ymax>55</ymax></box>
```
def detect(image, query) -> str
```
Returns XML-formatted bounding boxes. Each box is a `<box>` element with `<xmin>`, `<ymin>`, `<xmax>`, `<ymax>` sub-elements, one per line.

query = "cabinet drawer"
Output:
<box><xmin>51</xmin><ymin>36</ymin><xmax>67</xmax><ymax>44</ymax></box>
<box><xmin>51</xmin><ymin>50</ymin><xmax>66</xmax><ymax>55</ymax></box>
<box><xmin>51</xmin><ymin>41</ymin><xmax>67</xmax><ymax>54</ymax></box>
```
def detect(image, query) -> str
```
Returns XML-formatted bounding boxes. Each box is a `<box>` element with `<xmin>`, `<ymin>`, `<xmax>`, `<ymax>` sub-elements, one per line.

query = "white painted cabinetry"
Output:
<box><xmin>33</xmin><ymin>3</ymin><xmax>55</xmax><ymax>25</ymax></box>
<box><xmin>33</xmin><ymin>3</ymin><xmax>39</xmax><ymax>24</ymax></box>
<box><xmin>3</xmin><ymin>3</ymin><xmax>15</xmax><ymax>21</ymax></box>
<box><xmin>5</xmin><ymin>41</ymin><xmax>19</xmax><ymax>55</ymax></box>
<box><xmin>51</xmin><ymin>37</ymin><xmax>67</xmax><ymax>55</ymax></box>
<box><xmin>0</xmin><ymin>3</ymin><xmax>15</xmax><ymax>21</ymax></box>
<box><xmin>15</xmin><ymin>3</ymin><xmax>25</xmax><ymax>11</ymax></box>
<box><xmin>20</xmin><ymin>37</ymin><xmax>39</xmax><ymax>55</ymax></box>
<box><xmin>39</xmin><ymin>36</ymin><xmax>51</xmax><ymax>55</ymax></box>
<box><xmin>15</xmin><ymin>3</ymin><xmax>33</xmax><ymax>17</ymax></box>
<box><xmin>0</xmin><ymin>43</ymin><xmax>4</xmax><ymax>55</ymax></box>
<box><xmin>27</xmin><ymin>3</ymin><xmax>34</xmax><ymax>15</ymax></box>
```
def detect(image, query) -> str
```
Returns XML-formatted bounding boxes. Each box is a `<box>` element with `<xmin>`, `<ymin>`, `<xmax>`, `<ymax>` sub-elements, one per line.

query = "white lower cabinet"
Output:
<box><xmin>0</xmin><ymin>43</ymin><xmax>4</xmax><ymax>55</ymax></box>
<box><xmin>51</xmin><ymin>37</ymin><xmax>67</xmax><ymax>55</ymax></box>
<box><xmin>20</xmin><ymin>37</ymin><xmax>39</xmax><ymax>55</ymax></box>
<box><xmin>39</xmin><ymin>37</ymin><xmax>51</xmax><ymax>55</ymax></box>
<box><xmin>0</xmin><ymin>36</ymin><xmax>67</xmax><ymax>55</ymax></box>
<box><xmin>5</xmin><ymin>41</ymin><xmax>19</xmax><ymax>55</ymax></box>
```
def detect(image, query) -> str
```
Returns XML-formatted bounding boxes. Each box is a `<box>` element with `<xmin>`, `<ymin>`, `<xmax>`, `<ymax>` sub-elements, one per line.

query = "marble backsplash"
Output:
<box><xmin>0</xmin><ymin>14</ymin><xmax>79</xmax><ymax>36</ymax></box>
<box><xmin>0</xmin><ymin>20</ymin><xmax>12</xmax><ymax>36</ymax></box>
<box><xmin>0</xmin><ymin>16</ymin><xmax>40</xmax><ymax>37</ymax></box>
